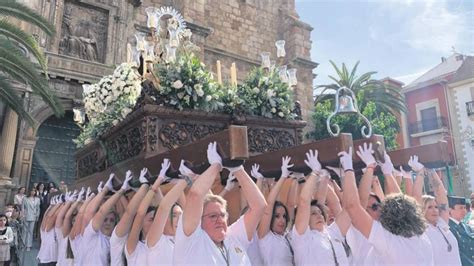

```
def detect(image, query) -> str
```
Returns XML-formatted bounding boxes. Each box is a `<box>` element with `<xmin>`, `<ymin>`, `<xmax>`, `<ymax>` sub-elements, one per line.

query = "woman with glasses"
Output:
<box><xmin>79</xmin><ymin>173</ymin><xmax>129</xmax><ymax>266</ymax></box>
<box><xmin>174</xmin><ymin>142</ymin><xmax>266</xmax><ymax>265</ymax></box>
<box><xmin>256</xmin><ymin>157</ymin><xmax>295</xmax><ymax>265</ymax></box>
<box><xmin>344</xmin><ymin>143</ymin><xmax>384</xmax><ymax>265</ymax></box>
<box><xmin>413</xmin><ymin>166</ymin><xmax>461</xmax><ymax>265</ymax></box>
<box><xmin>342</xmin><ymin>145</ymin><xmax>434</xmax><ymax>265</ymax></box>
<box><xmin>292</xmin><ymin>150</ymin><xmax>351</xmax><ymax>266</ymax></box>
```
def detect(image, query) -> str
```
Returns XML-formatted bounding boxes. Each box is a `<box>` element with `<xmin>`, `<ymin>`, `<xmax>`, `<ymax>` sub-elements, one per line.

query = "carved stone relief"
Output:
<box><xmin>59</xmin><ymin>1</ymin><xmax>108</xmax><ymax>63</ymax></box>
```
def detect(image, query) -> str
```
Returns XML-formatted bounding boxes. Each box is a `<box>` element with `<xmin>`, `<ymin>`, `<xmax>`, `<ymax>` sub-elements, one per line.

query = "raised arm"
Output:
<box><xmin>401</xmin><ymin>167</ymin><xmax>414</xmax><ymax>196</ymax></box>
<box><xmin>371</xmin><ymin>176</ymin><xmax>385</xmax><ymax>201</ymax></box>
<box><xmin>409</xmin><ymin>155</ymin><xmax>425</xmax><ymax>204</ymax></box>
<box><xmin>258</xmin><ymin>158</ymin><xmax>292</xmax><ymax>239</ymax></box>
<box><xmin>55</xmin><ymin>192</ymin><xmax>74</xmax><ymax>229</ymax></box>
<box><xmin>127</xmin><ymin>168</ymin><xmax>165</xmax><ymax>254</ymax></box>
<box><xmin>287</xmin><ymin>174</ymin><xmax>301</xmax><ymax>225</ymax></box>
<box><xmin>70</xmin><ymin>187</ymin><xmax>89</xmax><ymax>239</ymax></box>
<box><xmin>83</xmin><ymin>175</ymin><xmax>114</xmax><ymax>230</ymax></box>
<box><xmin>63</xmin><ymin>200</ymin><xmax>81</xmax><ymax>237</ymax></box>
<box><xmin>232</xmin><ymin>164</ymin><xmax>267</xmax><ymax>241</ymax></box>
<box><xmin>218</xmin><ymin>173</ymin><xmax>237</xmax><ymax>197</ymax></box>
<box><xmin>115</xmin><ymin>168</ymin><xmax>151</xmax><ymax>238</ymax></box>
<box><xmin>45</xmin><ymin>201</ymin><xmax>62</xmax><ymax>232</ymax></box>
<box><xmin>147</xmin><ymin>179</ymin><xmax>188</xmax><ymax>247</ymax></box>
<box><xmin>342</xmin><ymin>147</ymin><xmax>373</xmax><ymax>239</ymax></box>
<box><xmin>327</xmin><ymin>183</ymin><xmax>351</xmax><ymax>235</ymax></box>
<box><xmin>356</xmin><ymin>143</ymin><xmax>378</xmax><ymax>208</ymax></box>
<box><xmin>92</xmin><ymin>172</ymin><xmax>133</xmax><ymax>232</ymax></box>
<box><xmin>429</xmin><ymin>169</ymin><xmax>449</xmax><ymax>222</ymax></box>
<box><xmin>295</xmin><ymin>149</ymin><xmax>321</xmax><ymax>235</ymax></box>
<box><xmin>380</xmin><ymin>152</ymin><xmax>401</xmax><ymax>195</ymax></box>
<box><xmin>182</xmin><ymin>142</ymin><xmax>222</xmax><ymax>236</ymax></box>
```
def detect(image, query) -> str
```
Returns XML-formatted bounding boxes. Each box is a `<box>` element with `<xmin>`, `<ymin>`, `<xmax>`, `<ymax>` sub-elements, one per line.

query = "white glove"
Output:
<box><xmin>304</xmin><ymin>149</ymin><xmax>322</xmax><ymax>173</ymax></box>
<box><xmin>251</xmin><ymin>164</ymin><xmax>264</xmax><ymax>180</ymax></box>
<box><xmin>105</xmin><ymin>173</ymin><xmax>116</xmax><ymax>191</ymax></box>
<box><xmin>77</xmin><ymin>187</ymin><xmax>85</xmax><ymax>202</ymax></box>
<box><xmin>50</xmin><ymin>196</ymin><xmax>56</xmax><ymax>205</ymax></box>
<box><xmin>379</xmin><ymin>151</ymin><xmax>394</xmax><ymax>176</ymax></box>
<box><xmin>337</xmin><ymin>147</ymin><xmax>353</xmax><ymax>171</ymax></box>
<box><xmin>121</xmin><ymin>171</ymin><xmax>134</xmax><ymax>191</ymax></box>
<box><xmin>408</xmin><ymin>155</ymin><xmax>424</xmax><ymax>172</ymax></box>
<box><xmin>69</xmin><ymin>190</ymin><xmax>78</xmax><ymax>202</ymax></box>
<box><xmin>179</xmin><ymin>160</ymin><xmax>196</xmax><ymax>177</ymax></box>
<box><xmin>207</xmin><ymin>142</ymin><xmax>222</xmax><ymax>166</ymax></box>
<box><xmin>225</xmin><ymin>173</ymin><xmax>237</xmax><ymax>191</ymax></box>
<box><xmin>97</xmin><ymin>181</ymin><xmax>104</xmax><ymax>193</ymax></box>
<box><xmin>139</xmin><ymin>168</ymin><xmax>149</xmax><ymax>184</ymax></box>
<box><xmin>159</xmin><ymin>159</ymin><xmax>171</xmax><ymax>178</ymax></box>
<box><xmin>280</xmin><ymin>156</ymin><xmax>294</xmax><ymax>178</ymax></box>
<box><xmin>356</xmin><ymin>143</ymin><xmax>376</xmax><ymax>167</ymax></box>
<box><xmin>86</xmin><ymin>187</ymin><xmax>93</xmax><ymax>200</ymax></box>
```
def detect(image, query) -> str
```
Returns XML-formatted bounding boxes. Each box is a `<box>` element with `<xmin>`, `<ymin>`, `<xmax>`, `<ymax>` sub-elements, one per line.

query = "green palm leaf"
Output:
<box><xmin>0</xmin><ymin>19</ymin><xmax>48</xmax><ymax>73</ymax></box>
<box><xmin>0</xmin><ymin>0</ymin><xmax>55</xmax><ymax>36</ymax></box>
<box><xmin>0</xmin><ymin>75</ymin><xmax>35</xmax><ymax>125</ymax></box>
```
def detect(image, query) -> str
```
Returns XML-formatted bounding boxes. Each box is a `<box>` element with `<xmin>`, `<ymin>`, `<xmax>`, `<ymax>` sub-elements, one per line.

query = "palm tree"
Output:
<box><xmin>315</xmin><ymin>60</ymin><xmax>407</xmax><ymax>115</ymax></box>
<box><xmin>0</xmin><ymin>0</ymin><xmax>63</xmax><ymax>125</ymax></box>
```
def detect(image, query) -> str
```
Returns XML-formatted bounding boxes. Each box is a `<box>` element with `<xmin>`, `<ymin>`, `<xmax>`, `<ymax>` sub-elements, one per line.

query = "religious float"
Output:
<box><xmin>73</xmin><ymin>7</ymin><xmax>453</xmax><ymax>221</ymax></box>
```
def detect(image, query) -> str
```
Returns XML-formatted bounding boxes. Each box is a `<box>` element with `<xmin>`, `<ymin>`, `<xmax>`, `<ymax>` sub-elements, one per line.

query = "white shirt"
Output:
<box><xmin>258</xmin><ymin>231</ymin><xmax>293</xmax><ymax>265</ymax></box>
<box><xmin>174</xmin><ymin>215</ymin><xmax>251</xmax><ymax>265</ymax></box>
<box><xmin>368</xmin><ymin>221</ymin><xmax>434</xmax><ymax>265</ymax></box>
<box><xmin>125</xmin><ymin>240</ymin><xmax>147</xmax><ymax>266</ymax></box>
<box><xmin>346</xmin><ymin>225</ymin><xmax>378</xmax><ymax>265</ymax></box>
<box><xmin>247</xmin><ymin>232</ymin><xmax>264</xmax><ymax>266</ymax></box>
<box><xmin>110</xmin><ymin>228</ymin><xmax>127</xmax><ymax>266</ymax></box>
<box><xmin>37</xmin><ymin>228</ymin><xmax>58</xmax><ymax>263</ymax></box>
<box><xmin>80</xmin><ymin>222</ymin><xmax>111</xmax><ymax>266</ymax></box>
<box><xmin>147</xmin><ymin>234</ymin><xmax>175</xmax><ymax>265</ymax></box>
<box><xmin>70</xmin><ymin>234</ymin><xmax>82</xmax><ymax>265</ymax></box>
<box><xmin>425</xmin><ymin>218</ymin><xmax>461</xmax><ymax>266</ymax></box>
<box><xmin>55</xmin><ymin>228</ymin><xmax>73</xmax><ymax>266</ymax></box>
<box><xmin>291</xmin><ymin>223</ymin><xmax>349</xmax><ymax>266</ymax></box>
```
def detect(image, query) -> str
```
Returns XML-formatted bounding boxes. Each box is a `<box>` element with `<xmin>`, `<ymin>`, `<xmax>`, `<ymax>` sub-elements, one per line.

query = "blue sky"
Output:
<box><xmin>295</xmin><ymin>0</ymin><xmax>474</xmax><ymax>88</ymax></box>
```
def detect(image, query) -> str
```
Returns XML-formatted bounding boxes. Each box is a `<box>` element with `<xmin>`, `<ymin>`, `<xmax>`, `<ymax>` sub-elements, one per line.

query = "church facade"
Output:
<box><xmin>0</xmin><ymin>0</ymin><xmax>317</xmax><ymax>207</ymax></box>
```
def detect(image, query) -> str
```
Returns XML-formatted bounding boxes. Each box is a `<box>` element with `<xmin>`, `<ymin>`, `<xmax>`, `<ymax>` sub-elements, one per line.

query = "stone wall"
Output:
<box><xmin>5</xmin><ymin>0</ymin><xmax>317</xmax><ymax>196</ymax></box>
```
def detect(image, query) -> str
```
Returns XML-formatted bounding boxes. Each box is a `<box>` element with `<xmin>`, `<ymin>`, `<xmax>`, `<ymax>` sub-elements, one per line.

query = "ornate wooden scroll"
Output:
<box><xmin>74</xmin><ymin>126</ymin><xmax>249</xmax><ymax>189</ymax></box>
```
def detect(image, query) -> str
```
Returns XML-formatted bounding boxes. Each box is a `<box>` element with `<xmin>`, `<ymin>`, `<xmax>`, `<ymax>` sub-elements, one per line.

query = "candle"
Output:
<box><xmin>126</xmin><ymin>43</ymin><xmax>132</xmax><ymax>63</ymax></box>
<box><xmin>231</xmin><ymin>62</ymin><xmax>237</xmax><ymax>86</ymax></box>
<box><xmin>216</xmin><ymin>60</ymin><xmax>222</xmax><ymax>85</ymax></box>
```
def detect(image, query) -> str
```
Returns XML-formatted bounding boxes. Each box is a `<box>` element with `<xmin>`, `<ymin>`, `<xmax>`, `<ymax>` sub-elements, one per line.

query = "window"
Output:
<box><xmin>420</xmin><ymin>107</ymin><xmax>437</xmax><ymax>131</ymax></box>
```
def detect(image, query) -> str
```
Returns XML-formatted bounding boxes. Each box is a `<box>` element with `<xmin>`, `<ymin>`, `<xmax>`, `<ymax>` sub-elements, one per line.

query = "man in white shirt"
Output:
<box><xmin>173</xmin><ymin>142</ymin><xmax>266</xmax><ymax>265</ymax></box>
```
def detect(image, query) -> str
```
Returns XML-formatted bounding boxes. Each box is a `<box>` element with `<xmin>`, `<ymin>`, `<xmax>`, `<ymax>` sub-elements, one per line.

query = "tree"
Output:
<box><xmin>308</xmin><ymin>61</ymin><xmax>406</xmax><ymax>150</ymax></box>
<box><xmin>0</xmin><ymin>0</ymin><xmax>63</xmax><ymax>125</ymax></box>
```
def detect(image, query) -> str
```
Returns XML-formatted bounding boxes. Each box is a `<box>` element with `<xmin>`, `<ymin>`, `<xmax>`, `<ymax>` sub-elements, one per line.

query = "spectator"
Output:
<box><xmin>0</xmin><ymin>213</ymin><xmax>14</xmax><ymax>266</ymax></box>
<box><xmin>22</xmin><ymin>188</ymin><xmax>40</xmax><ymax>251</ymax></box>
<box><xmin>58</xmin><ymin>181</ymin><xmax>68</xmax><ymax>194</ymax></box>
<box><xmin>5</xmin><ymin>205</ymin><xmax>21</xmax><ymax>265</ymax></box>
<box><xmin>448</xmin><ymin>196</ymin><xmax>474</xmax><ymax>266</ymax></box>
<box><xmin>13</xmin><ymin>187</ymin><xmax>26</xmax><ymax>207</ymax></box>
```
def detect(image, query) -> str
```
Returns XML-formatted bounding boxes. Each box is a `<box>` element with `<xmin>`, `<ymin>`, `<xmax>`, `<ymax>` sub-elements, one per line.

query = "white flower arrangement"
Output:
<box><xmin>74</xmin><ymin>63</ymin><xmax>142</xmax><ymax>147</ymax></box>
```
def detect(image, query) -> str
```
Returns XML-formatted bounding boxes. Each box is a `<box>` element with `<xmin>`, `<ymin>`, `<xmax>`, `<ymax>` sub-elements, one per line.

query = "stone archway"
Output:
<box><xmin>12</xmin><ymin>99</ymin><xmax>78</xmax><ymax>189</ymax></box>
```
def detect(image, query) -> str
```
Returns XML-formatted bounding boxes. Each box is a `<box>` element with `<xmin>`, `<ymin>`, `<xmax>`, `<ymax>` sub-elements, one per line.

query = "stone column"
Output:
<box><xmin>0</xmin><ymin>108</ymin><xmax>19</xmax><ymax>210</ymax></box>
<box><xmin>0</xmin><ymin>108</ymin><xmax>19</xmax><ymax>183</ymax></box>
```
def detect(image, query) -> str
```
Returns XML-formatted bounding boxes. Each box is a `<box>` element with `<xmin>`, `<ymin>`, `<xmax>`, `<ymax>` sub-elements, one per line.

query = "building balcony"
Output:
<box><xmin>466</xmin><ymin>101</ymin><xmax>474</xmax><ymax>117</ymax></box>
<box><xmin>409</xmin><ymin>117</ymin><xmax>448</xmax><ymax>135</ymax></box>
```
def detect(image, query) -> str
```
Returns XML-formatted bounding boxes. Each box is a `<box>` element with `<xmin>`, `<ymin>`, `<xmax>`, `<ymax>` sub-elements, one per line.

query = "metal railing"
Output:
<box><xmin>409</xmin><ymin>116</ymin><xmax>448</xmax><ymax>134</ymax></box>
<box><xmin>466</xmin><ymin>101</ymin><xmax>474</xmax><ymax>116</ymax></box>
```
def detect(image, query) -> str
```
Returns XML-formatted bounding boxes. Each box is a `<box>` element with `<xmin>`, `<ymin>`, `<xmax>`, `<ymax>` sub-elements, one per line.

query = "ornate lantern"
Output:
<box><xmin>275</xmin><ymin>40</ymin><xmax>286</xmax><ymax>58</ymax></box>
<box><xmin>326</xmin><ymin>87</ymin><xmax>372</xmax><ymax>138</ymax></box>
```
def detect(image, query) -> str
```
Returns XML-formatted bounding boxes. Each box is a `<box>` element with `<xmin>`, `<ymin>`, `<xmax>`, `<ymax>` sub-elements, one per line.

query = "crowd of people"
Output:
<box><xmin>1</xmin><ymin>142</ymin><xmax>473</xmax><ymax>265</ymax></box>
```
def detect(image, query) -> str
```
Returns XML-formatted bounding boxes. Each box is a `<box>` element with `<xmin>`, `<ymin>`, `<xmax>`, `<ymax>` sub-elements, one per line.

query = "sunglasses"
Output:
<box><xmin>368</xmin><ymin>202</ymin><xmax>381</xmax><ymax>211</ymax></box>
